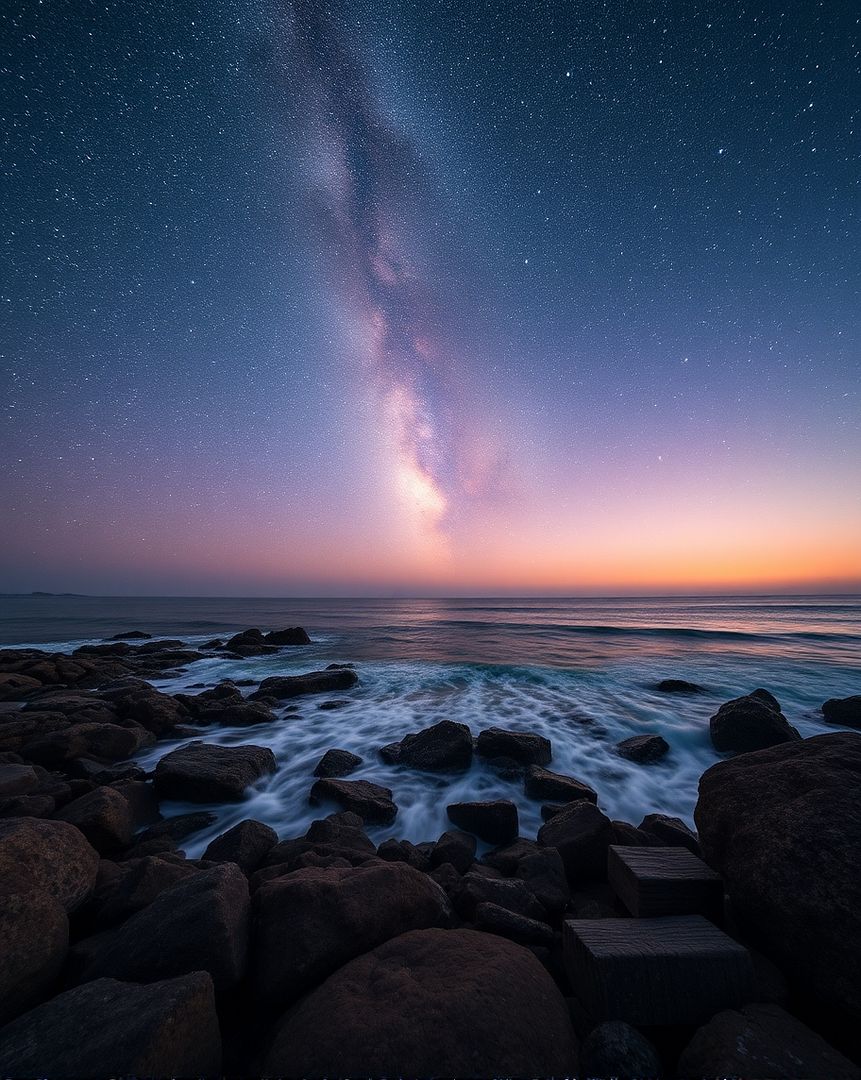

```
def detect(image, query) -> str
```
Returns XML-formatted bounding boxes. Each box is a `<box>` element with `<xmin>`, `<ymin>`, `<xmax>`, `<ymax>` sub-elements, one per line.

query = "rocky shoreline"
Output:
<box><xmin>0</xmin><ymin>628</ymin><xmax>859</xmax><ymax>1076</ymax></box>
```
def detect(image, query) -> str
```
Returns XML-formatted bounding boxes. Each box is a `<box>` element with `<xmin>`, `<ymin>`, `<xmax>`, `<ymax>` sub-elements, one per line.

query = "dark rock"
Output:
<box><xmin>264</xmin><ymin>626</ymin><xmax>311</xmax><ymax>646</ymax></box>
<box><xmin>0</xmin><ymin>673</ymin><xmax>43</xmax><ymax>700</ymax></box>
<box><xmin>610</xmin><ymin>819</ymin><xmax>655</xmax><ymax>845</ymax></box>
<box><xmin>0</xmin><ymin>794</ymin><xmax>56</xmax><ymax>818</ymax></box>
<box><xmin>108</xmin><ymin>630</ymin><xmax>152</xmax><ymax>640</ymax></box>
<box><xmin>579</xmin><ymin>1020</ymin><xmax>663</xmax><ymax>1079</ymax></box>
<box><xmin>313</xmin><ymin>748</ymin><xmax>363</xmax><ymax>778</ymax></box>
<box><xmin>485</xmin><ymin>754</ymin><xmax>526</xmax><ymax>779</ymax></box>
<box><xmin>22</xmin><ymin>721</ymin><xmax>153</xmax><ymax>767</ymax></box>
<box><xmin>639</xmin><ymin>812</ymin><xmax>700</xmax><ymax>854</ymax></box>
<box><xmin>515</xmin><ymin>848</ymin><xmax>570</xmax><ymax>915</ymax></box>
<box><xmin>379</xmin><ymin>741</ymin><xmax>401</xmax><ymax>764</ymax></box>
<box><xmin>447</xmin><ymin>800</ymin><xmax>518</xmax><ymax>845</ymax></box>
<box><xmin>822</xmin><ymin>695</ymin><xmax>861</xmax><ymax>729</ymax></box>
<box><xmin>430</xmin><ymin>830</ymin><xmax>476</xmax><ymax>874</ymax></box>
<box><xmin>0</xmin><ymin>973</ymin><xmax>221</xmax><ymax>1077</ymax></box>
<box><xmin>394</xmin><ymin>719</ymin><xmax>473</xmax><ymax>772</ymax></box>
<box><xmin>309</xmin><ymin>778</ymin><xmax>397</xmax><ymax>824</ymax></box>
<box><xmin>481</xmin><ymin>837</ymin><xmax>540</xmax><ymax>875</ymax></box>
<box><xmin>221</xmin><ymin>629</ymin><xmax>277</xmax><ymax>657</ymax></box>
<box><xmin>260</xmin><ymin>812</ymin><xmax>375</xmax><ymax>874</ymax></box>
<box><xmin>655</xmin><ymin>678</ymin><xmax>705</xmax><ymax>693</ymax></box>
<box><xmin>537</xmin><ymin>800</ymin><xmax>613</xmax><ymax>883</ymax></box>
<box><xmin>154</xmin><ymin>741</ymin><xmax>276</xmax><ymax>802</ymax></box>
<box><xmin>114</xmin><ymin>686</ymin><xmax>188</xmax><ymax>735</ymax></box>
<box><xmin>0</xmin><ymin>818</ymin><xmax>99</xmax><ymax>911</ymax></box>
<box><xmin>110</xmin><ymin>778</ymin><xmax>160</xmax><ymax>829</ymax></box>
<box><xmin>317</xmin><ymin>699</ymin><xmax>349</xmax><ymax>710</ymax></box>
<box><xmin>709</xmin><ymin>689</ymin><xmax>801</xmax><ymax>753</ymax></box>
<box><xmin>91</xmin><ymin>855</ymin><xmax>201</xmax><ymax>926</ymax></box>
<box><xmin>525</xmin><ymin>764</ymin><xmax>597</xmax><ymax>802</ymax></box>
<box><xmin>455</xmin><ymin>871</ymin><xmax>546</xmax><ymax>921</ymax></box>
<box><xmin>202</xmin><ymin>819</ymin><xmax>277</xmax><ymax>874</ymax></box>
<box><xmin>263</xmin><ymin>928</ymin><xmax>577</xmax><ymax>1077</ymax></box>
<box><xmin>201</xmin><ymin>638</ymin><xmax>224</xmax><ymax>649</ymax></box>
<box><xmin>476</xmin><ymin>727</ymin><xmax>552</xmax><ymax>765</ymax></box>
<box><xmin>616</xmin><ymin>733</ymin><xmax>670</xmax><ymax>763</ymax></box>
<box><xmin>696</xmin><ymin>732</ymin><xmax>861</xmax><ymax>1026</ymax></box>
<box><xmin>0</xmin><ymin>764</ymin><xmax>40</xmax><ymax>796</ymax></box>
<box><xmin>251</xmin><ymin>668</ymin><xmax>358</xmax><ymax>700</ymax></box>
<box><xmin>541</xmin><ymin>802</ymin><xmax>567</xmax><ymax>821</ymax></box>
<box><xmin>54</xmin><ymin>786</ymin><xmax>134</xmax><ymax>854</ymax></box>
<box><xmin>677</xmin><ymin>1003</ymin><xmax>859</xmax><ymax>1079</ymax></box>
<box><xmin>377</xmin><ymin>838</ymin><xmax>432</xmax><ymax>871</ymax></box>
<box><xmin>0</xmin><ymin>891</ymin><xmax>68</xmax><ymax>1025</ymax></box>
<box><xmin>251</xmin><ymin>862</ymin><xmax>451</xmax><ymax>1005</ymax></box>
<box><xmin>74</xmin><ymin>863</ymin><xmax>249</xmax><ymax>992</ymax></box>
<box><xmin>141</xmin><ymin>811</ymin><xmax>217</xmax><ymax>844</ymax></box>
<box><xmin>474</xmin><ymin>900</ymin><xmax>553</xmax><ymax>945</ymax></box>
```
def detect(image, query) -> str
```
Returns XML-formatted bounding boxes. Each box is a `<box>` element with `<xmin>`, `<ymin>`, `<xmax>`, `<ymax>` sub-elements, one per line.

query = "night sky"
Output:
<box><xmin>2</xmin><ymin>0</ymin><xmax>859</xmax><ymax>595</ymax></box>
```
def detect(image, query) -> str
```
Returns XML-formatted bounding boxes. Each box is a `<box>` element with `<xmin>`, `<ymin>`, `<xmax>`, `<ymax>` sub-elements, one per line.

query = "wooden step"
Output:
<box><xmin>563</xmin><ymin>915</ymin><xmax>754</xmax><ymax>1026</ymax></box>
<box><xmin>608</xmin><ymin>844</ymin><xmax>724</xmax><ymax>920</ymax></box>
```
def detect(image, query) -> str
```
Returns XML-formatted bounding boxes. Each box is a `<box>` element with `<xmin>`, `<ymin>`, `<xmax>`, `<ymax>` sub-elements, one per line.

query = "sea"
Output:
<box><xmin>2</xmin><ymin>594</ymin><xmax>859</xmax><ymax>855</ymax></box>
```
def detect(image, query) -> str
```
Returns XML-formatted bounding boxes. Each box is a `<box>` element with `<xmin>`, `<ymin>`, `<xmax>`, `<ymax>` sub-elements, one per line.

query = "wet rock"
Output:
<box><xmin>579</xmin><ymin>1021</ymin><xmax>663</xmax><ymax>1079</ymax></box>
<box><xmin>263</xmin><ymin>928</ymin><xmax>577</xmax><ymax>1077</ymax></box>
<box><xmin>476</xmin><ymin>727</ymin><xmax>552</xmax><ymax>765</ymax></box>
<box><xmin>525</xmin><ymin>764</ymin><xmax>597</xmax><ymax>802</ymax></box>
<box><xmin>317</xmin><ymin>699</ymin><xmax>349</xmax><ymax>710</ymax></box>
<box><xmin>309</xmin><ymin>778</ymin><xmax>397</xmax><ymax>824</ymax></box>
<box><xmin>113</xmin><ymin>686</ymin><xmax>188</xmax><ymax>735</ymax></box>
<box><xmin>264</xmin><ymin>626</ymin><xmax>311</xmax><ymax>646</ymax></box>
<box><xmin>220</xmin><ymin>629</ymin><xmax>278</xmax><ymax>657</ymax></box>
<box><xmin>393</xmin><ymin>719</ymin><xmax>473</xmax><ymax>772</ymax></box>
<box><xmin>110</xmin><ymin>778</ymin><xmax>160</xmax><ymax>829</ymax></box>
<box><xmin>639</xmin><ymin>812</ymin><xmax>700</xmax><ymax>854</ymax></box>
<box><xmin>655</xmin><ymin>678</ymin><xmax>705</xmax><ymax>693</ymax></box>
<box><xmin>261</xmin><ymin>812</ymin><xmax>375</xmax><ymax>875</ymax></box>
<box><xmin>541</xmin><ymin>802</ymin><xmax>567</xmax><ymax>822</ymax></box>
<box><xmin>54</xmin><ymin>786</ymin><xmax>134</xmax><ymax>854</ymax></box>
<box><xmin>251</xmin><ymin>667</ymin><xmax>358</xmax><ymax>700</ymax></box>
<box><xmin>140</xmin><ymin>811</ymin><xmax>217</xmax><ymax>844</ymax></box>
<box><xmin>696</xmin><ymin>732</ymin><xmax>861</xmax><ymax>1027</ymax></box>
<box><xmin>377</xmin><ymin>838</ymin><xmax>432</xmax><ymax>871</ymax></box>
<box><xmin>202</xmin><ymin>819</ymin><xmax>277</xmax><ymax>874</ymax></box>
<box><xmin>379</xmin><ymin>741</ymin><xmax>401</xmax><ymax>764</ymax></box>
<box><xmin>709</xmin><ymin>689</ymin><xmax>801</xmax><ymax>753</ymax></box>
<box><xmin>485</xmin><ymin>754</ymin><xmax>526</xmax><ymax>778</ymax></box>
<box><xmin>677</xmin><ymin>1003</ymin><xmax>859</xmax><ymax>1079</ymax></box>
<box><xmin>154</xmin><ymin>741</ymin><xmax>276</xmax><ymax>802</ymax></box>
<box><xmin>537</xmin><ymin>800</ymin><xmax>613</xmax><ymax>884</ymax></box>
<box><xmin>0</xmin><ymin>973</ymin><xmax>221</xmax><ymax>1077</ymax></box>
<box><xmin>107</xmin><ymin>630</ymin><xmax>152</xmax><ymax>640</ymax></box>
<box><xmin>447</xmin><ymin>799</ymin><xmax>519</xmax><ymax>845</ymax></box>
<box><xmin>73</xmin><ymin>863</ymin><xmax>249</xmax><ymax>991</ymax></box>
<box><xmin>822</xmin><ymin>695</ymin><xmax>861</xmax><ymax>729</ymax></box>
<box><xmin>0</xmin><ymin>818</ymin><xmax>99</xmax><ymax>911</ymax></box>
<box><xmin>313</xmin><ymin>748</ymin><xmax>363</xmax><ymax>778</ymax></box>
<box><xmin>616</xmin><ymin>733</ymin><xmax>670</xmax><ymax>763</ymax></box>
<box><xmin>474</xmin><ymin>900</ymin><xmax>553</xmax><ymax>946</ymax></box>
<box><xmin>430</xmin><ymin>830</ymin><xmax>476</xmax><ymax>874</ymax></box>
<box><xmin>0</xmin><ymin>891</ymin><xmax>68</xmax><ymax>1024</ymax></box>
<box><xmin>251</xmin><ymin>862</ymin><xmax>451</xmax><ymax>1005</ymax></box>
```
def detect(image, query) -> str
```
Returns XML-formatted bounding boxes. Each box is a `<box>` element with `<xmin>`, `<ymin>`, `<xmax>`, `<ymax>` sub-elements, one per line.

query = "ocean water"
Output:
<box><xmin>2</xmin><ymin>595</ymin><xmax>860</xmax><ymax>854</ymax></box>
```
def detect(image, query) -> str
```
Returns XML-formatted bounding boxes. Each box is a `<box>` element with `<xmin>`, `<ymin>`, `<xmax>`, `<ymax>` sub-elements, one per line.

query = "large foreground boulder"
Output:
<box><xmin>154</xmin><ymin>741</ymin><xmax>276</xmax><ymax>802</ymax></box>
<box><xmin>677</xmin><ymin>1003</ymin><xmax>859</xmax><ymax>1079</ymax></box>
<box><xmin>537</xmin><ymin>800</ymin><xmax>613</xmax><ymax>883</ymax></box>
<box><xmin>264</xmin><ymin>928</ymin><xmax>577</xmax><ymax>1076</ymax></box>
<box><xmin>0</xmin><ymin>973</ymin><xmax>221</xmax><ymax>1077</ymax></box>
<box><xmin>696</xmin><ymin>732</ymin><xmax>861</xmax><ymax>1025</ymax></box>
<box><xmin>252</xmin><ymin>862</ymin><xmax>451</xmax><ymax>1005</ymax></box>
<box><xmin>709</xmin><ymin>689</ymin><xmax>800</xmax><ymax>752</ymax></box>
<box><xmin>250</xmin><ymin>667</ymin><xmax>358</xmax><ymax>700</ymax></box>
<box><xmin>74</xmin><ymin>863</ymin><xmax>249</xmax><ymax>992</ymax></box>
<box><xmin>0</xmin><ymin>818</ymin><xmax>99</xmax><ymax>911</ymax></box>
<box><xmin>391</xmin><ymin>719</ymin><xmax>473</xmax><ymax>771</ymax></box>
<box><xmin>0</xmin><ymin>891</ymin><xmax>68</xmax><ymax>1024</ymax></box>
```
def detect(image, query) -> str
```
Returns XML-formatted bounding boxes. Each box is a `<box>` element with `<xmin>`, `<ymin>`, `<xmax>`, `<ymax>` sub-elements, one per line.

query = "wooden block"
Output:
<box><xmin>564</xmin><ymin>915</ymin><xmax>754</xmax><ymax>1026</ymax></box>
<box><xmin>608</xmin><ymin>845</ymin><xmax>724</xmax><ymax>920</ymax></box>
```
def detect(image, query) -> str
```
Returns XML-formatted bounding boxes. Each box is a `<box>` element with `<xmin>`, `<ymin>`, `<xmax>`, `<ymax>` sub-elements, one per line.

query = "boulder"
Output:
<box><xmin>616</xmin><ymin>733</ymin><xmax>670</xmax><ymax>763</ymax></box>
<box><xmin>709</xmin><ymin>689</ymin><xmax>801</xmax><ymax>753</ymax></box>
<box><xmin>430</xmin><ymin>830</ymin><xmax>476</xmax><ymax>874</ymax></box>
<box><xmin>21</xmin><ymin>722</ymin><xmax>153</xmax><ymax>767</ymax></box>
<box><xmin>537</xmin><ymin>800</ymin><xmax>613</xmax><ymax>883</ymax></box>
<box><xmin>0</xmin><ymin>973</ymin><xmax>221</xmax><ymax>1077</ymax></box>
<box><xmin>0</xmin><ymin>764</ymin><xmax>40</xmax><ymax>797</ymax></box>
<box><xmin>578</xmin><ymin>1021</ymin><xmax>662</xmax><ymax>1079</ymax></box>
<box><xmin>454</xmin><ymin>871</ymin><xmax>546</xmax><ymax>921</ymax></box>
<box><xmin>313</xmin><ymin>748</ymin><xmax>363</xmax><ymax>778</ymax></box>
<box><xmin>108</xmin><ymin>630</ymin><xmax>152</xmax><ymax>640</ymax></box>
<box><xmin>822</xmin><ymin>695</ymin><xmax>861</xmax><ymax>729</ymax></box>
<box><xmin>524</xmin><ymin>764</ymin><xmax>597</xmax><ymax>803</ymax></box>
<box><xmin>251</xmin><ymin>862</ymin><xmax>451</xmax><ymax>1005</ymax></box>
<box><xmin>154</xmin><ymin>741</ymin><xmax>276</xmax><ymax>802</ymax></box>
<box><xmin>251</xmin><ymin>668</ymin><xmax>358</xmax><ymax>700</ymax></box>
<box><xmin>655</xmin><ymin>678</ymin><xmax>704</xmax><ymax>693</ymax></box>
<box><xmin>515</xmin><ymin>847</ymin><xmax>570</xmax><ymax>915</ymax></box>
<box><xmin>264</xmin><ymin>627</ymin><xmax>311</xmax><ymax>646</ymax></box>
<box><xmin>221</xmin><ymin>629</ymin><xmax>277</xmax><ymax>657</ymax></box>
<box><xmin>474</xmin><ymin>901</ymin><xmax>553</xmax><ymax>946</ymax></box>
<box><xmin>309</xmin><ymin>778</ymin><xmax>397</xmax><ymax>824</ymax></box>
<box><xmin>639</xmin><ymin>812</ymin><xmax>700</xmax><ymax>854</ymax></box>
<box><xmin>140</xmin><ymin>811</ymin><xmax>217</xmax><ymax>844</ymax></box>
<box><xmin>696</xmin><ymin>732</ymin><xmax>861</xmax><ymax>1025</ymax></box>
<box><xmin>114</xmin><ymin>687</ymin><xmax>188</xmax><ymax>735</ymax></box>
<box><xmin>0</xmin><ymin>818</ymin><xmax>99</xmax><ymax>911</ymax></box>
<box><xmin>377</xmin><ymin>838</ymin><xmax>432</xmax><ymax>871</ymax></box>
<box><xmin>447</xmin><ymin>800</ymin><xmax>519</xmax><ymax>845</ymax></box>
<box><xmin>73</xmin><ymin>863</ymin><xmax>249</xmax><ymax>992</ymax></box>
<box><xmin>476</xmin><ymin>727</ymin><xmax>551</xmax><ymax>765</ymax></box>
<box><xmin>201</xmin><ymin>819</ymin><xmax>277</xmax><ymax>874</ymax></box>
<box><xmin>54</xmin><ymin>786</ymin><xmax>134</xmax><ymax>854</ymax></box>
<box><xmin>677</xmin><ymin>1003</ymin><xmax>859</xmax><ymax>1079</ymax></box>
<box><xmin>260</xmin><ymin>812</ymin><xmax>375</xmax><ymax>874</ymax></box>
<box><xmin>481</xmin><ymin>837</ymin><xmax>541</xmax><ymax>875</ymax></box>
<box><xmin>91</xmin><ymin>855</ymin><xmax>201</xmax><ymax>926</ymax></box>
<box><xmin>0</xmin><ymin>891</ymin><xmax>68</xmax><ymax>1024</ymax></box>
<box><xmin>394</xmin><ymin>720</ymin><xmax>473</xmax><ymax>771</ymax></box>
<box><xmin>263</xmin><ymin>928</ymin><xmax>577</xmax><ymax>1076</ymax></box>
<box><xmin>0</xmin><ymin>673</ymin><xmax>42</xmax><ymax>700</ymax></box>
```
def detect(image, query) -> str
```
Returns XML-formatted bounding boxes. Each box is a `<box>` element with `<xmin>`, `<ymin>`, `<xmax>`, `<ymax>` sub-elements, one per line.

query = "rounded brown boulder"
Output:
<box><xmin>0</xmin><ymin>817</ymin><xmax>99</xmax><ymax>911</ymax></box>
<box><xmin>0</xmin><ymin>891</ymin><xmax>69</xmax><ymax>1024</ymax></box>
<box><xmin>264</xmin><ymin>928</ymin><xmax>578</xmax><ymax>1076</ymax></box>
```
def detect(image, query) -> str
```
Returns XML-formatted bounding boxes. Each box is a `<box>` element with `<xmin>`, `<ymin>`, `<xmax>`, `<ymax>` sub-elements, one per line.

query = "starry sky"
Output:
<box><xmin>2</xmin><ymin>0</ymin><xmax>859</xmax><ymax>595</ymax></box>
